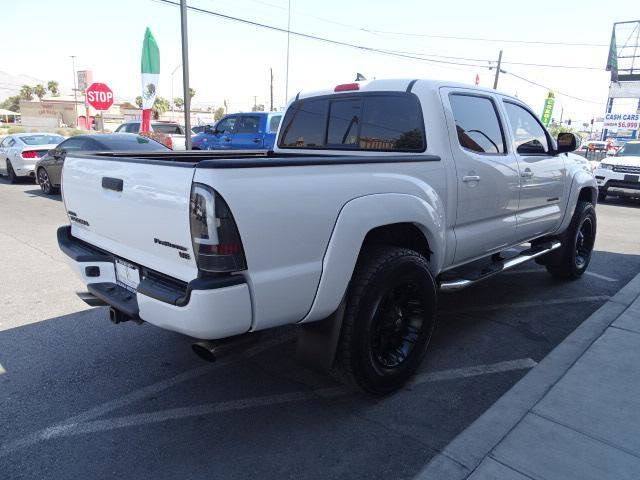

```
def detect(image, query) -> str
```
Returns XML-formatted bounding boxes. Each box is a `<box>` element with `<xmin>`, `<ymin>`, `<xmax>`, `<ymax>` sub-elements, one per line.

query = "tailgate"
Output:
<box><xmin>62</xmin><ymin>155</ymin><xmax>198</xmax><ymax>282</ymax></box>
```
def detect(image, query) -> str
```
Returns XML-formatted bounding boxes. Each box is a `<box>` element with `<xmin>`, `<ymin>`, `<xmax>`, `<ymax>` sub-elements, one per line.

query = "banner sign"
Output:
<box><xmin>603</xmin><ymin>112</ymin><xmax>640</xmax><ymax>130</ymax></box>
<box><xmin>540</xmin><ymin>92</ymin><xmax>555</xmax><ymax>127</ymax></box>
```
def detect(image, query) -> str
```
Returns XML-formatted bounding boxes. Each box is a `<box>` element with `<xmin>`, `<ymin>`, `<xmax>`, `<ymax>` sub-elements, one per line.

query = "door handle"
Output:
<box><xmin>521</xmin><ymin>169</ymin><xmax>534</xmax><ymax>178</ymax></box>
<box><xmin>223</xmin><ymin>137</ymin><xmax>231</xmax><ymax>142</ymax></box>
<box><xmin>462</xmin><ymin>175</ymin><xmax>481</xmax><ymax>182</ymax></box>
<box><xmin>102</xmin><ymin>177</ymin><xmax>123</xmax><ymax>192</ymax></box>
<box><xmin>253</xmin><ymin>138</ymin><xmax>262</xmax><ymax>143</ymax></box>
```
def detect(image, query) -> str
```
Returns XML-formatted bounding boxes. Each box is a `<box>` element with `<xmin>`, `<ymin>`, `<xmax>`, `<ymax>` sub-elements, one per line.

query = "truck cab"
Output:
<box><xmin>191</xmin><ymin>112</ymin><xmax>283</xmax><ymax>150</ymax></box>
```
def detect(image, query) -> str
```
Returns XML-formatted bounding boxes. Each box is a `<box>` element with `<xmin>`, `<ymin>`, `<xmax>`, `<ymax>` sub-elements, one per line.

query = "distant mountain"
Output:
<box><xmin>0</xmin><ymin>71</ymin><xmax>47</xmax><ymax>100</ymax></box>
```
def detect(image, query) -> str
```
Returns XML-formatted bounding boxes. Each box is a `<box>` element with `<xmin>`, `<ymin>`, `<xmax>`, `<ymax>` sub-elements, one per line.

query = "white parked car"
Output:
<box><xmin>594</xmin><ymin>140</ymin><xmax>640</xmax><ymax>201</ymax></box>
<box><xmin>0</xmin><ymin>133</ymin><xmax>64</xmax><ymax>183</ymax></box>
<box><xmin>58</xmin><ymin>79</ymin><xmax>596</xmax><ymax>393</ymax></box>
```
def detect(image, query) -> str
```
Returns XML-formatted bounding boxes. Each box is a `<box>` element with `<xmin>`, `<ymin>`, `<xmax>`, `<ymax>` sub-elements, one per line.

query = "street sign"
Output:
<box><xmin>86</xmin><ymin>83</ymin><xmax>114</xmax><ymax>111</ymax></box>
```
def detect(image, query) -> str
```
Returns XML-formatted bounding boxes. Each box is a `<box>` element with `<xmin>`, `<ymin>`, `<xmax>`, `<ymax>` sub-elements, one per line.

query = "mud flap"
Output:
<box><xmin>295</xmin><ymin>300</ymin><xmax>346</xmax><ymax>373</ymax></box>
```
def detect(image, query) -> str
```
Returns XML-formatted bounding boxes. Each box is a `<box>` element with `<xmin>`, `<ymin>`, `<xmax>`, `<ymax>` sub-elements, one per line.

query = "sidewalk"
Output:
<box><xmin>418</xmin><ymin>272</ymin><xmax>640</xmax><ymax>480</ymax></box>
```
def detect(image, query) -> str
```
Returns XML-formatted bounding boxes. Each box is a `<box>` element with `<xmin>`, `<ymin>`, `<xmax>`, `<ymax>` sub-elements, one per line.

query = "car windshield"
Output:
<box><xmin>616</xmin><ymin>143</ymin><xmax>640</xmax><ymax>156</ymax></box>
<box><xmin>20</xmin><ymin>134</ymin><xmax>64</xmax><ymax>145</ymax></box>
<box><xmin>99</xmin><ymin>135</ymin><xmax>170</xmax><ymax>150</ymax></box>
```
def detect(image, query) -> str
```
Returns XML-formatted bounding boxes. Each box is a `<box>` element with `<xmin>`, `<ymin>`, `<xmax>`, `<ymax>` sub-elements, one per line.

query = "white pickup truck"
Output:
<box><xmin>58</xmin><ymin>79</ymin><xmax>597</xmax><ymax>393</ymax></box>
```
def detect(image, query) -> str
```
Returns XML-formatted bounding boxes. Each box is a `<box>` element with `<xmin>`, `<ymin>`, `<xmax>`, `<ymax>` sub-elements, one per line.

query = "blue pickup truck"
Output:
<box><xmin>192</xmin><ymin>112</ymin><xmax>283</xmax><ymax>150</ymax></box>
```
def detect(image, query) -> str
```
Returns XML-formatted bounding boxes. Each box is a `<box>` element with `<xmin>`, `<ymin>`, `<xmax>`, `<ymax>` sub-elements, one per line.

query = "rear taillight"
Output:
<box><xmin>189</xmin><ymin>183</ymin><xmax>247</xmax><ymax>273</ymax></box>
<box><xmin>22</xmin><ymin>150</ymin><xmax>38</xmax><ymax>159</ymax></box>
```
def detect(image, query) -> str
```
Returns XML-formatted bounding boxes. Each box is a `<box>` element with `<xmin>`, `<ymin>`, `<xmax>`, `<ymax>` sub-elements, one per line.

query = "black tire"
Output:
<box><xmin>6</xmin><ymin>160</ymin><xmax>17</xmax><ymax>184</ymax></box>
<box><xmin>37</xmin><ymin>167</ymin><xmax>56</xmax><ymax>194</ymax></box>
<box><xmin>335</xmin><ymin>246</ymin><xmax>438</xmax><ymax>394</ymax></box>
<box><xmin>597</xmin><ymin>189</ymin><xmax>607</xmax><ymax>203</ymax></box>
<box><xmin>544</xmin><ymin>201</ymin><xmax>596</xmax><ymax>280</ymax></box>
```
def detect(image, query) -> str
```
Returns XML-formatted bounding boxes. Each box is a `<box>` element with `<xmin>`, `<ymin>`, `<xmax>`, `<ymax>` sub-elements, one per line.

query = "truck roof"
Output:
<box><xmin>295</xmin><ymin>78</ymin><xmax>518</xmax><ymax>102</ymax></box>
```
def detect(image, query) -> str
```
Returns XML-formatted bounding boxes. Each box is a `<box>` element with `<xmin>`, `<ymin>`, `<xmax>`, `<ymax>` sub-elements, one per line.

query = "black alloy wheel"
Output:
<box><xmin>38</xmin><ymin>168</ymin><xmax>53</xmax><ymax>194</ymax></box>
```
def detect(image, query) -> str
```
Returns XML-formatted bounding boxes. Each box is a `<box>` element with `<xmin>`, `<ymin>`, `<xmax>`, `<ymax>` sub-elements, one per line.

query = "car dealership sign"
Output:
<box><xmin>603</xmin><ymin>112</ymin><xmax>639</xmax><ymax>130</ymax></box>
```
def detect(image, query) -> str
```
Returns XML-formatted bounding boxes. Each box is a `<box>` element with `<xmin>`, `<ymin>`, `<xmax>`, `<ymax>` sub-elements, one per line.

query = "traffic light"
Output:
<box><xmin>567</xmin><ymin>119</ymin><xmax>572</xmax><ymax>126</ymax></box>
<box><xmin>590</xmin><ymin>118</ymin><xmax>594</xmax><ymax>125</ymax></box>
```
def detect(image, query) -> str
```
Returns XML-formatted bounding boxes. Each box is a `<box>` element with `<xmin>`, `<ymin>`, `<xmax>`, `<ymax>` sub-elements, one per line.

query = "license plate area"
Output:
<box><xmin>624</xmin><ymin>174</ymin><xmax>639</xmax><ymax>183</ymax></box>
<box><xmin>115</xmin><ymin>258</ymin><xmax>141</xmax><ymax>292</ymax></box>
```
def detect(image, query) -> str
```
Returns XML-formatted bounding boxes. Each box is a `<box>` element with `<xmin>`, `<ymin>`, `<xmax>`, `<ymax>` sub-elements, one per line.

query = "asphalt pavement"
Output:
<box><xmin>1</xmin><ymin>177</ymin><xmax>639</xmax><ymax>480</ymax></box>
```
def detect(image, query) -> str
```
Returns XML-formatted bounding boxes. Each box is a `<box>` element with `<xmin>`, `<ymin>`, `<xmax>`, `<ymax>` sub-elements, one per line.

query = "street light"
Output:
<box><xmin>170</xmin><ymin>63</ymin><xmax>182</xmax><ymax>113</ymax></box>
<box><xmin>285</xmin><ymin>0</ymin><xmax>291</xmax><ymax>102</ymax></box>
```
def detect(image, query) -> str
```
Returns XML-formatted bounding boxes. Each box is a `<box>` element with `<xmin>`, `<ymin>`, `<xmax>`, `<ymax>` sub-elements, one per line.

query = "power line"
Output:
<box><xmin>153</xmin><ymin>0</ymin><xmax>492</xmax><ymax>69</ymax></box>
<box><xmin>154</xmin><ymin>0</ymin><xmax>606</xmax><ymax>105</ymax></box>
<box><xmin>381</xmin><ymin>48</ymin><xmax>603</xmax><ymax>70</ymax></box>
<box><xmin>360</xmin><ymin>29</ymin><xmax>609</xmax><ymax>47</ymax></box>
<box><xmin>503</xmin><ymin>70</ymin><xmax>604</xmax><ymax>104</ymax></box>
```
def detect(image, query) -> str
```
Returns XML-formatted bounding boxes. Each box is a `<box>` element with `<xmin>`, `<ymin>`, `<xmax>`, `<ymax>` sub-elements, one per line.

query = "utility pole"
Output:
<box><xmin>253</xmin><ymin>95</ymin><xmax>257</xmax><ymax>111</ymax></box>
<box><xmin>493</xmin><ymin>50</ymin><xmax>503</xmax><ymax>89</ymax></box>
<box><xmin>180</xmin><ymin>0</ymin><xmax>192</xmax><ymax>149</ymax></box>
<box><xmin>285</xmin><ymin>0</ymin><xmax>291</xmax><ymax>102</ymax></box>
<box><xmin>270</xmin><ymin>67</ymin><xmax>274</xmax><ymax>111</ymax></box>
<box><xmin>70</xmin><ymin>55</ymin><xmax>78</xmax><ymax>128</ymax></box>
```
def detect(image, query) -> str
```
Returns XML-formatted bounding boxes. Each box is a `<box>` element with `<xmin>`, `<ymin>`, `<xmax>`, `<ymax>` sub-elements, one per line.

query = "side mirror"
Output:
<box><xmin>204</xmin><ymin>125</ymin><xmax>216</xmax><ymax>134</ymax></box>
<box><xmin>556</xmin><ymin>132</ymin><xmax>580</xmax><ymax>154</ymax></box>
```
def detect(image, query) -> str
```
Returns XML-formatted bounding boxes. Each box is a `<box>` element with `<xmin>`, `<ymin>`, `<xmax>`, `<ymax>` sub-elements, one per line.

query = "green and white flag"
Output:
<box><xmin>140</xmin><ymin>27</ymin><xmax>160</xmax><ymax>132</ymax></box>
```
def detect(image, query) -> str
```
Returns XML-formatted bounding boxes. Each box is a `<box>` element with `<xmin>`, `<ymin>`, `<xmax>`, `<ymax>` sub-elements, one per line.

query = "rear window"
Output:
<box><xmin>153</xmin><ymin>123</ymin><xmax>182</xmax><ymax>134</ymax></box>
<box><xmin>278</xmin><ymin>93</ymin><xmax>425</xmax><ymax>152</ymax></box>
<box><xmin>20</xmin><ymin>134</ymin><xmax>64</xmax><ymax>145</ymax></box>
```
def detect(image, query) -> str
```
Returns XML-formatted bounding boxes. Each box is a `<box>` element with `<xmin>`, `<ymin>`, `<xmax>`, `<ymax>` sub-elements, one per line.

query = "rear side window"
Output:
<box><xmin>60</xmin><ymin>137</ymin><xmax>99</xmax><ymax>151</ymax></box>
<box><xmin>268</xmin><ymin>115</ymin><xmax>282</xmax><ymax>134</ymax></box>
<box><xmin>118</xmin><ymin>123</ymin><xmax>140</xmax><ymax>133</ymax></box>
<box><xmin>449</xmin><ymin>94</ymin><xmax>505</xmax><ymax>154</ymax></box>
<box><xmin>278</xmin><ymin>93</ymin><xmax>425</xmax><ymax>152</ymax></box>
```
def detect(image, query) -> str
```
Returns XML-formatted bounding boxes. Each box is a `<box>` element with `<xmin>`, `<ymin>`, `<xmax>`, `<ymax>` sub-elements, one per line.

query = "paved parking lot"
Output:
<box><xmin>1</xmin><ymin>177</ymin><xmax>639</xmax><ymax>480</ymax></box>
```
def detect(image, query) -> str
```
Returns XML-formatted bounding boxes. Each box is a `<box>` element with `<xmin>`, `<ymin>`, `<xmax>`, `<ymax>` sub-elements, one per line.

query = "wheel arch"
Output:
<box><xmin>555</xmin><ymin>170</ymin><xmax>598</xmax><ymax>235</ymax></box>
<box><xmin>300</xmin><ymin>193</ymin><xmax>445</xmax><ymax>324</ymax></box>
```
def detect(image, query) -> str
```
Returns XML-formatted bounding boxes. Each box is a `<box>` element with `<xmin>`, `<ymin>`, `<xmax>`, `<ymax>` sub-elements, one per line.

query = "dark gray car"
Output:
<box><xmin>35</xmin><ymin>133</ymin><xmax>169</xmax><ymax>194</ymax></box>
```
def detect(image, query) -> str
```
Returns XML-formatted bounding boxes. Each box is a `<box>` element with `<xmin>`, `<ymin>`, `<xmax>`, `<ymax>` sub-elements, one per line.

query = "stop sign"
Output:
<box><xmin>86</xmin><ymin>82</ymin><xmax>114</xmax><ymax>111</ymax></box>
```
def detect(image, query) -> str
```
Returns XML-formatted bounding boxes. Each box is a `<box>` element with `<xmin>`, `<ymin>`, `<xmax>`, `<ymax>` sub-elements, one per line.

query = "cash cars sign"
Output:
<box><xmin>603</xmin><ymin>112</ymin><xmax>640</xmax><ymax>130</ymax></box>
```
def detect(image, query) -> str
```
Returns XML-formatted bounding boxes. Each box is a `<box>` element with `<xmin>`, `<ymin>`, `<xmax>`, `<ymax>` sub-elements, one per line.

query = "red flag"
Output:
<box><xmin>474</xmin><ymin>74</ymin><xmax>480</xmax><ymax>86</ymax></box>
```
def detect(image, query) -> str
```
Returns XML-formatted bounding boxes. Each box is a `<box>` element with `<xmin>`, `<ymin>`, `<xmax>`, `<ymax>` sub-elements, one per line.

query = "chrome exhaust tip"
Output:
<box><xmin>191</xmin><ymin>334</ymin><xmax>260</xmax><ymax>363</ymax></box>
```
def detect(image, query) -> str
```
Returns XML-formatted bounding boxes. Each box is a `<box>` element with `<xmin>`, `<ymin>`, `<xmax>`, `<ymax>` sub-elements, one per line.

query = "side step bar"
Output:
<box><xmin>440</xmin><ymin>241</ymin><xmax>561</xmax><ymax>292</ymax></box>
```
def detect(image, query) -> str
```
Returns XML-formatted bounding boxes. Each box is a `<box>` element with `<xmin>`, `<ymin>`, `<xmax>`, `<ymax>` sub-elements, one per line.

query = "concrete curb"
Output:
<box><xmin>415</xmin><ymin>272</ymin><xmax>640</xmax><ymax>480</ymax></box>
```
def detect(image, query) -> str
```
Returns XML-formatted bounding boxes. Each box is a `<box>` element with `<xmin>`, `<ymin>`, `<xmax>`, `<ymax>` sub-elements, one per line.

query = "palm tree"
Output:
<box><xmin>135</xmin><ymin>96</ymin><xmax>143</xmax><ymax>108</ymax></box>
<box><xmin>19</xmin><ymin>85</ymin><xmax>34</xmax><ymax>101</ymax></box>
<box><xmin>153</xmin><ymin>97</ymin><xmax>170</xmax><ymax>119</ymax></box>
<box><xmin>174</xmin><ymin>97</ymin><xmax>184</xmax><ymax>110</ymax></box>
<box><xmin>34</xmin><ymin>84</ymin><xmax>46</xmax><ymax>101</ymax></box>
<box><xmin>47</xmin><ymin>80</ymin><xmax>60</xmax><ymax>97</ymax></box>
<box><xmin>188</xmin><ymin>87</ymin><xmax>195</xmax><ymax>99</ymax></box>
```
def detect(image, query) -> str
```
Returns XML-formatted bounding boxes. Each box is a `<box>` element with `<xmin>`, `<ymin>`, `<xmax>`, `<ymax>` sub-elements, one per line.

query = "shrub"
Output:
<box><xmin>7</xmin><ymin>126</ymin><xmax>26</xmax><ymax>134</ymax></box>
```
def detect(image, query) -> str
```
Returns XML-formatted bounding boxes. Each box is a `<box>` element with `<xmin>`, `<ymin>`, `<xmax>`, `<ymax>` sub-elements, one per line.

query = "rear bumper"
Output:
<box><xmin>57</xmin><ymin>226</ymin><xmax>252</xmax><ymax>339</ymax></box>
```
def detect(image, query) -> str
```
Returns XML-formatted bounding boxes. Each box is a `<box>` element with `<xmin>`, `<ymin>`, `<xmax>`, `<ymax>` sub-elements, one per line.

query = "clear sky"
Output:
<box><xmin>2</xmin><ymin>0</ymin><xmax>639</xmax><ymax>123</ymax></box>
